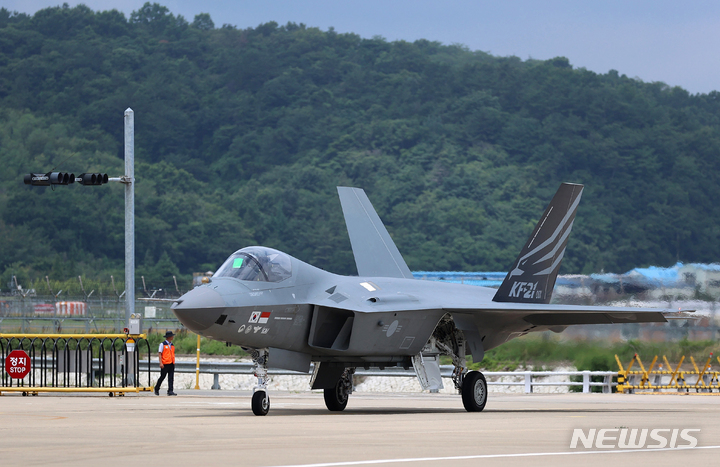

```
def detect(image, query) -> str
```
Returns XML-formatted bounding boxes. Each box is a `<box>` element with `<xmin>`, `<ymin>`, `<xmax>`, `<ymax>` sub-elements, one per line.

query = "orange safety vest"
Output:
<box><xmin>160</xmin><ymin>342</ymin><xmax>175</xmax><ymax>365</ymax></box>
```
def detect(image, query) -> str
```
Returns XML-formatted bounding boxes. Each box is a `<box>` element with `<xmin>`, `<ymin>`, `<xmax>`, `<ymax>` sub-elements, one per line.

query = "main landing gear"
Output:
<box><xmin>251</xmin><ymin>349</ymin><xmax>270</xmax><ymax>416</ymax></box>
<box><xmin>430</xmin><ymin>316</ymin><xmax>489</xmax><ymax>412</ymax></box>
<box><xmin>324</xmin><ymin>368</ymin><xmax>354</xmax><ymax>411</ymax></box>
<box><xmin>460</xmin><ymin>371</ymin><xmax>488</xmax><ymax>412</ymax></box>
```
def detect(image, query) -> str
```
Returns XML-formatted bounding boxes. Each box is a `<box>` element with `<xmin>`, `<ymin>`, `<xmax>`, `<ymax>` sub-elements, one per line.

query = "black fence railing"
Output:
<box><xmin>0</xmin><ymin>334</ymin><xmax>153</xmax><ymax>395</ymax></box>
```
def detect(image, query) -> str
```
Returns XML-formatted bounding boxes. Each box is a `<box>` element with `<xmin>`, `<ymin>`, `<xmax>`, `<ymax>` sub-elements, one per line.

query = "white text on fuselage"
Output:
<box><xmin>509</xmin><ymin>281</ymin><xmax>542</xmax><ymax>299</ymax></box>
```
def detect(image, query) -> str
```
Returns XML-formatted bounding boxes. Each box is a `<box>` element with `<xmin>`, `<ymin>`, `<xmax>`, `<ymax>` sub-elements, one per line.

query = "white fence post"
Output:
<box><xmin>524</xmin><ymin>372</ymin><xmax>533</xmax><ymax>393</ymax></box>
<box><xmin>582</xmin><ymin>371</ymin><xmax>590</xmax><ymax>393</ymax></box>
<box><xmin>603</xmin><ymin>374</ymin><xmax>612</xmax><ymax>393</ymax></box>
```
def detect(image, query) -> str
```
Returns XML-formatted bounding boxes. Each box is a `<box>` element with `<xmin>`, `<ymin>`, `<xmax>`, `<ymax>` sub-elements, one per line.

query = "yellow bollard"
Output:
<box><xmin>635</xmin><ymin>354</ymin><xmax>649</xmax><ymax>388</ymax></box>
<box><xmin>623</xmin><ymin>354</ymin><xmax>638</xmax><ymax>393</ymax></box>
<box><xmin>668</xmin><ymin>355</ymin><xmax>685</xmax><ymax>388</ymax></box>
<box><xmin>194</xmin><ymin>334</ymin><xmax>201</xmax><ymax>390</ymax></box>
<box><xmin>646</xmin><ymin>355</ymin><xmax>658</xmax><ymax>389</ymax></box>
<box><xmin>647</xmin><ymin>355</ymin><xmax>658</xmax><ymax>373</ymax></box>
<box><xmin>694</xmin><ymin>354</ymin><xmax>713</xmax><ymax>391</ymax></box>
<box><xmin>615</xmin><ymin>354</ymin><xmax>625</xmax><ymax>374</ymax></box>
<box><xmin>615</xmin><ymin>355</ymin><xmax>627</xmax><ymax>393</ymax></box>
<box><xmin>663</xmin><ymin>355</ymin><xmax>672</xmax><ymax>375</ymax></box>
<box><xmin>626</xmin><ymin>354</ymin><xmax>637</xmax><ymax>372</ymax></box>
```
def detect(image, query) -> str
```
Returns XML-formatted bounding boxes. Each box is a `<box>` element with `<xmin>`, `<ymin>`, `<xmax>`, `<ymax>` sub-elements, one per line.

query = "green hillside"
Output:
<box><xmin>2</xmin><ymin>3</ymin><xmax>719</xmax><ymax>291</ymax></box>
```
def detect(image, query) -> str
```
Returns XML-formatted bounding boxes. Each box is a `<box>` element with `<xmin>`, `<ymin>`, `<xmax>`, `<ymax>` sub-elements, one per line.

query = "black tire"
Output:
<box><xmin>461</xmin><ymin>371</ymin><xmax>487</xmax><ymax>412</ymax></box>
<box><xmin>324</xmin><ymin>379</ymin><xmax>350</xmax><ymax>412</ymax></box>
<box><xmin>252</xmin><ymin>390</ymin><xmax>270</xmax><ymax>416</ymax></box>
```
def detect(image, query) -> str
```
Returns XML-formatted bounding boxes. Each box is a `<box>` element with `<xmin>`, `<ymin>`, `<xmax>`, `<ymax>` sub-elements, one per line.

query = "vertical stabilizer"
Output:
<box><xmin>337</xmin><ymin>187</ymin><xmax>414</xmax><ymax>279</ymax></box>
<box><xmin>493</xmin><ymin>183</ymin><xmax>584</xmax><ymax>304</ymax></box>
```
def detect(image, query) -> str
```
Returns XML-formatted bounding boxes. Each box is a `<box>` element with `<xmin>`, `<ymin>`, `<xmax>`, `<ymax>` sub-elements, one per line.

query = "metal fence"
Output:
<box><xmin>0</xmin><ymin>317</ymin><xmax>181</xmax><ymax>334</ymax></box>
<box><xmin>0</xmin><ymin>334</ymin><xmax>153</xmax><ymax>395</ymax></box>
<box><xmin>616</xmin><ymin>354</ymin><xmax>720</xmax><ymax>393</ymax></box>
<box><xmin>0</xmin><ymin>297</ymin><xmax>180</xmax><ymax>333</ymax></box>
<box><xmin>151</xmin><ymin>361</ymin><xmax>617</xmax><ymax>394</ymax></box>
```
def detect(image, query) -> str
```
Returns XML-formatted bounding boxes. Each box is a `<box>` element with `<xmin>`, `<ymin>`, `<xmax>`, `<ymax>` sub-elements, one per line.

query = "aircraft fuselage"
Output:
<box><xmin>172</xmin><ymin>250</ymin><xmax>498</xmax><ymax>364</ymax></box>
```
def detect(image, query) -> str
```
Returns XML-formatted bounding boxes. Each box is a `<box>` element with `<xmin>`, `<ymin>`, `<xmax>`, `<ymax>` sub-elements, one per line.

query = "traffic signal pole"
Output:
<box><xmin>24</xmin><ymin>108</ymin><xmax>137</xmax><ymax>331</ymax></box>
<box><xmin>123</xmin><ymin>108</ymin><xmax>135</xmax><ymax>330</ymax></box>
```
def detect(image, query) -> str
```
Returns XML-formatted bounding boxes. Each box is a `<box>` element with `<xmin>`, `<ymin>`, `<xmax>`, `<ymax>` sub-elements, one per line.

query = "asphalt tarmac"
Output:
<box><xmin>1</xmin><ymin>390</ymin><xmax>718</xmax><ymax>467</ymax></box>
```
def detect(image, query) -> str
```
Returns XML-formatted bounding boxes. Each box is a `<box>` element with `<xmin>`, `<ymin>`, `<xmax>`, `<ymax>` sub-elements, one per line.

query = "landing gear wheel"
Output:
<box><xmin>250</xmin><ymin>349</ymin><xmax>270</xmax><ymax>415</ymax></box>
<box><xmin>461</xmin><ymin>371</ymin><xmax>487</xmax><ymax>412</ymax></box>
<box><xmin>324</xmin><ymin>378</ymin><xmax>350</xmax><ymax>411</ymax></box>
<box><xmin>323</xmin><ymin>386</ymin><xmax>348</xmax><ymax>412</ymax></box>
<box><xmin>252</xmin><ymin>390</ymin><xmax>270</xmax><ymax>416</ymax></box>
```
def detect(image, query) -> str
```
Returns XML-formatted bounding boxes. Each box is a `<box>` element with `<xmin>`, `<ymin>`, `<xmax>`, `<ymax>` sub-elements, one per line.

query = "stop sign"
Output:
<box><xmin>5</xmin><ymin>349</ymin><xmax>31</xmax><ymax>379</ymax></box>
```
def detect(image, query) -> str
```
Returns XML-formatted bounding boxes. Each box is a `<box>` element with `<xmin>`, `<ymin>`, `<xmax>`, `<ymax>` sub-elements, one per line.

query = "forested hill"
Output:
<box><xmin>2</xmin><ymin>3</ymin><xmax>720</xmax><ymax>288</ymax></box>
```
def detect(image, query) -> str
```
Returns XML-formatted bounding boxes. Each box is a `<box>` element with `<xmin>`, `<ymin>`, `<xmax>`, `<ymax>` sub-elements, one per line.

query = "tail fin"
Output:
<box><xmin>337</xmin><ymin>187</ymin><xmax>414</xmax><ymax>279</ymax></box>
<box><xmin>493</xmin><ymin>183</ymin><xmax>584</xmax><ymax>304</ymax></box>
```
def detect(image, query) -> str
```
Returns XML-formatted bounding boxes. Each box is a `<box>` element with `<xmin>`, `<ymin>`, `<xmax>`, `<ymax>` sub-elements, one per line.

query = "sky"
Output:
<box><xmin>4</xmin><ymin>0</ymin><xmax>720</xmax><ymax>94</ymax></box>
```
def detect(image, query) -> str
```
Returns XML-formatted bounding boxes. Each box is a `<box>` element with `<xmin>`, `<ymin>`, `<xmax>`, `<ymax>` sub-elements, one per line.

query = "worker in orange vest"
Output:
<box><xmin>155</xmin><ymin>331</ymin><xmax>177</xmax><ymax>396</ymax></box>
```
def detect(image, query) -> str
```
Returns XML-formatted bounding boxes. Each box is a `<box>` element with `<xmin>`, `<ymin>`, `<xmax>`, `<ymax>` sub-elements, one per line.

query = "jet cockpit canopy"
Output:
<box><xmin>213</xmin><ymin>247</ymin><xmax>293</xmax><ymax>283</ymax></box>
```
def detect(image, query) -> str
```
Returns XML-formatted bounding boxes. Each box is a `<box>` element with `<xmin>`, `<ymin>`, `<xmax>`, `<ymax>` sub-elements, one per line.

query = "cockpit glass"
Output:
<box><xmin>213</xmin><ymin>247</ymin><xmax>292</xmax><ymax>283</ymax></box>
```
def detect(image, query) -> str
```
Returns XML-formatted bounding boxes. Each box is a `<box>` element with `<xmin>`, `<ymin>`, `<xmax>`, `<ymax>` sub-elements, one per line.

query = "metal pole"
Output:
<box><xmin>124</xmin><ymin>108</ymin><xmax>135</xmax><ymax>330</ymax></box>
<box><xmin>195</xmin><ymin>334</ymin><xmax>201</xmax><ymax>390</ymax></box>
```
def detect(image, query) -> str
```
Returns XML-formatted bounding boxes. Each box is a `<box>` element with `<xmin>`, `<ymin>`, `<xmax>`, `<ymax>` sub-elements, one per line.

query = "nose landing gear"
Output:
<box><xmin>252</xmin><ymin>390</ymin><xmax>270</xmax><ymax>416</ymax></box>
<box><xmin>251</xmin><ymin>349</ymin><xmax>270</xmax><ymax>416</ymax></box>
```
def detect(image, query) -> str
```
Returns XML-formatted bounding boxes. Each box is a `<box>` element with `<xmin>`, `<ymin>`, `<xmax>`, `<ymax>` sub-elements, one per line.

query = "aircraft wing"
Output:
<box><xmin>337</xmin><ymin>186</ymin><xmax>414</xmax><ymax>279</ymax></box>
<box><xmin>444</xmin><ymin>303</ymin><xmax>669</xmax><ymax>325</ymax></box>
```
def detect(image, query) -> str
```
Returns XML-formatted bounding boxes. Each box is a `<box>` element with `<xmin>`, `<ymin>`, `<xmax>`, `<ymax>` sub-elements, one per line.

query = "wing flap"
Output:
<box><xmin>445</xmin><ymin>303</ymin><xmax>668</xmax><ymax>325</ymax></box>
<box><xmin>523</xmin><ymin>312</ymin><xmax>664</xmax><ymax>325</ymax></box>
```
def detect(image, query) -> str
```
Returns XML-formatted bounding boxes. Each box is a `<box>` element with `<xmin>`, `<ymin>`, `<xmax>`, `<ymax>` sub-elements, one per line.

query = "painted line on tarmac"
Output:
<box><xmin>266</xmin><ymin>445</ymin><xmax>720</xmax><ymax>467</ymax></box>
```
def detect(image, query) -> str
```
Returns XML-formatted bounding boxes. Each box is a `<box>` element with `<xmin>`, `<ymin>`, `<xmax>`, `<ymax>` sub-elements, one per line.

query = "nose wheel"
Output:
<box><xmin>250</xmin><ymin>349</ymin><xmax>270</xmax><ymax>416</ymax></box>
<box><xmin>252</xmin><ymin>390</ymin><xmax>270</xmax><ymax>416</ymax></box>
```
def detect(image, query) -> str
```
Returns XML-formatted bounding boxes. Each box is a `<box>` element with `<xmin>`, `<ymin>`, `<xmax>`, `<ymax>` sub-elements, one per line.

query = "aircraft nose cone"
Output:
<box><xmin>172</xmin><ymin>286</ymin><xmax>227</xmax><ymax>332</ymax></box>
<box><xmin>174</xmin><ymin>286</ymin><xmax>227</xmax><ymax>309</ymax></box>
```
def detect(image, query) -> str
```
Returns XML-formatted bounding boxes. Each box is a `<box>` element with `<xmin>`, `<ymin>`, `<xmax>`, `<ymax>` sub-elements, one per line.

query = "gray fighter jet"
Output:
<box><xmin>172</xmin><ymin>183</ymin><xmax>668</xmax><ymax>415</ymax></box>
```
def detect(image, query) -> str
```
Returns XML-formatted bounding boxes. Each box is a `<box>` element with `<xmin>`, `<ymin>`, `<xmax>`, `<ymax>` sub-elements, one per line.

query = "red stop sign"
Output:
<box><xmin>5</xmin><ymin>350</ymin><xmax>31</xmax><ymax>379</ymax></box>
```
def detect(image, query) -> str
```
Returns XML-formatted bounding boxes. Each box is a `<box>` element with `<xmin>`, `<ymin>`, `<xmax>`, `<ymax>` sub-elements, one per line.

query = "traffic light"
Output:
<box><xmin>24</xmin><ymin>172</ymin><xmax>75</xmax><ymax>186</ymax></box>
<box><xmin>76</xmin><ymin>173</ymin><xmax>109</xmax><ymax>186</ymax></box>
<box><xmin>49</xmin><ymin>172</ymin><xmax>75</xmax><ymax>185</ymax></box>
<box><xmin>24</xmin><ymin>173</ymin><xmax>50</xmax><ymax>186</ymax></box>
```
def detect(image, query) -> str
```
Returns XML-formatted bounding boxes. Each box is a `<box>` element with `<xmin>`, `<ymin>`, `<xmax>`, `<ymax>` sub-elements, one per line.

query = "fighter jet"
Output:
<box><xmin>172</xmin><ymin>183</ymin><xmax>669</xmax><ymax>415</ymax></box>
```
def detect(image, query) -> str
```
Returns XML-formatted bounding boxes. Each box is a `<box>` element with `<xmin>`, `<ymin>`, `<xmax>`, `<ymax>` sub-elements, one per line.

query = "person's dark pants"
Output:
<box><xmin>155</xmin><ymin>363</ymin><xmax>175</xmax><ymax>393</ymax></box>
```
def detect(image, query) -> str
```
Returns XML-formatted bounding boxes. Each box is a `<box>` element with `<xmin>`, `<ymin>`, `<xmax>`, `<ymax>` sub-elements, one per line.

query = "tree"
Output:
<box><xmin>192</xmin><ymin>13</ymin><xmax>214</xmax><ymax>31</ymax></box>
